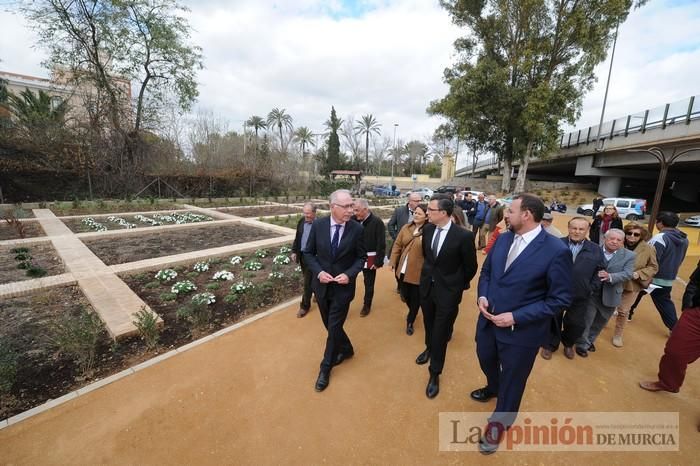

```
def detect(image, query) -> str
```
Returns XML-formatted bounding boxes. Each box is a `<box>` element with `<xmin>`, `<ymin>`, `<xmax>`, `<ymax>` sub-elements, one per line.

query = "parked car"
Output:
<box><xmin>435</xmin><ymin>185</ymin><xmax>460</xmax><ymax>194</ymax></box>
<box><xmin>577</xmin><ymin>197</ymin><xmax>646</xmax><ymax>220</ymax></box>
<box><xmin>684</xmin><ymin>215</ymin><xmax>700</xmax><ymax>227</ymax></box>
<box><xmin>373</xmin><ymin>185</ymin><xmax>401</xmax><ymax>197</ymax></box>
<box><xmin>406</xmin><ymin>187</ymin><xmax>434</xmax><ymax>201</ymax></box>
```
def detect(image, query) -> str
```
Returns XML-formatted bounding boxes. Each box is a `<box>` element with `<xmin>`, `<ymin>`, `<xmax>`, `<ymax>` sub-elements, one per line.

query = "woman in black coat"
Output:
<box><xmin>590</xmin><ymin>204</ymin><xmax>623</xmax><ymax>244</ymax></box>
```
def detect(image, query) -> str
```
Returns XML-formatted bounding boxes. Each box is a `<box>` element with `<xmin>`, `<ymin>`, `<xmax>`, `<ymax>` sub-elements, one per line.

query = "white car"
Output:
<box><xmin>407</xmin><ymin>187</ymin><xmax>434</xmax><ymax>201</ymax></box>
<box><xmin>684</xmin><ymin>215</ymin><xmax>700</xmax><ymax>227</ymax></box>
<box><xmin>577</xmin><ymin>197</ymin><xmax>646</xmax><ymax>220</ymax></box>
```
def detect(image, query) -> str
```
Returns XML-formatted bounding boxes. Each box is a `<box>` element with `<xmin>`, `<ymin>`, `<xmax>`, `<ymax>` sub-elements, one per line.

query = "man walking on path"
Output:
<box><xmin>352</xmin><ymin>198</ymin><xmax>386</xmax><ymax>317</ymax></box>
<box><xmin>292</xmin><ymin>202</ymin><xmax>317</xmax><ymax>318</ymax></box>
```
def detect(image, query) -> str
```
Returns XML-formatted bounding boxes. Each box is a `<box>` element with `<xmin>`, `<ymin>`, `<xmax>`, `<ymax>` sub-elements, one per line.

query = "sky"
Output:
<box><xmin>1</xmin><ymin>0</ymin><xmax>699</xmax><ymax>167</ymax></box>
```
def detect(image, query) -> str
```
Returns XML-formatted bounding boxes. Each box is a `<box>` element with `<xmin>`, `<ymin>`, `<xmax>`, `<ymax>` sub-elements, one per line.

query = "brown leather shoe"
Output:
<box><xmin>639</xmin><ymin>380</ymin><xmax>677</xmax><ymax>393</ymax></box>
<box><xmin>296</xmin><ymin>307</ymin><xmax>309</xmax><ymax>318</ymax></box>
<box><xmin>360</xmin><ymin>304</ymin><xmax>371</xmax><ymax>317</ymax></box>
<box><xmin>540</xmin><ymin>348</ymin><xmax>553</xmax><ymax>360</ymax></box>
<box><xmin>563</xmin><ymin>346</ymin><xmax>575</xmax><ymax>360</ymax></box>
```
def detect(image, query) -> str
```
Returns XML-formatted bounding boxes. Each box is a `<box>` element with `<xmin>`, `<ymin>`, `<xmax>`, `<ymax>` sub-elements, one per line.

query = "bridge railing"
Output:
<box><xmin>560</xmin><ymin>95</ymin><xmax>700</xmax><ymax>149</ymax></box>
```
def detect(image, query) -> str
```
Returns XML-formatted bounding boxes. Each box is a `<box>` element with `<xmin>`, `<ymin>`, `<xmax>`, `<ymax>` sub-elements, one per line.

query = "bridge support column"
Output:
<box><xmin>672</xmin><ymin>181</ymin><xmax>700</xmax><ymax>203</ymax></box>
<box><xmin>598</xmin><ymin>176</ymin><xmax>621</xmax><ymax>197</ymax></box>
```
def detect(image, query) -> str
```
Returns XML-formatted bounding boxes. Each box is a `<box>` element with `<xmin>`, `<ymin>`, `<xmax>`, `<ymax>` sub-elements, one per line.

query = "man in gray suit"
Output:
<box><xmin>576</xmin><ymin>228</ymin><xmax>635</xmax><ymax>357</ymax></box>
<box><xmin>388</xmin><ymin>192</ymin><xmax>422</xmax><ymax>240</ymax></box>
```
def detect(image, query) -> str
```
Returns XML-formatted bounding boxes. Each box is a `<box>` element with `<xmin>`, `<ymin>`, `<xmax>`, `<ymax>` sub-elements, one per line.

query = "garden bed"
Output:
<box><xmin>0</xmin><ymin>221</ymin><xmax>45</xmax><ymax>241</ymax></box>
<box><xmin>216</xmin><ymin>205</ymin><xmax>302</xmax><ymax>217</ymax></box>
<box><xmin>0</xmin><ymin>242</ymin><xmax>64</xmax><ymax>285</ymax></box>
<box><xmin>49</xmin><ymin>200</ymin><xmax>183</xmax><ymax>216</ymax></box>
<box><xmin>62</xmin><ymin>211</ymin><xmax>214</xmax><ymax>233</ymax></box>
<box><xmin>1</xmin><ymin>206</ymin><xmax>35</xmax><ymax>219</ymax></box>
<box><xmin>82</xmin><ymin>223</ymin><xmax>281</xmax><ymax>265</ymax></box>
<box><xmin>0</xmin><ymin>247</ymin><xmax>302</xmax><ymax>421</ymax></box>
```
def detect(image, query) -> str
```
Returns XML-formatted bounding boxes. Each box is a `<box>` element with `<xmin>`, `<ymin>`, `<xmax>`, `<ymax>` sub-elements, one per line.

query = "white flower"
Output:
<box><xmin>171</xmin><ymin>280</ymin><xmax>197</xmax><ymax>294</ymax></box>
<box><xmin>230</xmin><ymin>256</ymin><xmax>243</xmax><ymax>265</ymax></box>
<box><xmin>272</xmin><ymin>254</ymin><xmax>290</xmax><ymax>265</ymax></box>
<box><xmin>191</xmin><ymin>292</ymin><xmax>216</xmax><ymax>306</ymax></box>
<box><xmin>213</xmin><ymin>270</ymin><xmax>234</xmax><ymax>281</ymax></box>
<box><xmin>243</xmin><ymin>260</ymin><xmax>263</xmax><ymax>271</ymax></box>
<box><xmin>193</xmin><ymin>261</ymin><xmax>210</xmax><ymax>272</ymax></box>
<box><xmin>155</xmin><ymin>268</ymin><xmax>178</xmax><ymax>282</ymax></box>
<box><xmin>269</xmin><ymin>271</ymin><xmax>284</xmax><ymax>279</ymax></box>
<box><xmin>294</xmin><ymin>266</ymin><xmax>302</xmax><ymax>273</ymax></box>
<box><xmin>279</xmin><ymin>245</ymin><xmax>292</xmax><ymax>254</ymax></box>
<box><xmin>81</xmin><ymin>217</ymin><xmax>107</xmax><ymax>232</ymax></box>
<box><xmin>231</xmin><ymin>280</ymin><xmax>253</xmax><ymax>293</ymax></box>
<box><xmin>255</xmin><ymin>248</ymin><xmax>268</xmax><ymax>258</ymax></box>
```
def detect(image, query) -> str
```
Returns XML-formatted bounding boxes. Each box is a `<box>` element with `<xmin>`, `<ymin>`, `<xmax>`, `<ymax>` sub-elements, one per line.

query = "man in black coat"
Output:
<box><xmin>458</xmin><ymin>192</ymin><xmax>477</xmax><ymax>231</ymax></box>
<box><xmin>291</xmin><ymin>202</ymin><xmax>317</xmax><ymax>318</ymax></box>
<box><xmin>352</xmin><ymin>198</ymin><xmax>386</xmax><ymax>317</ymax></box>
<box><xmin>304</xmin><ymin>189</ymin><xmax>366</xmax><ymax>392</ymax></box>
<box><xmin>388</xmin><ymin>192</ymin><xmax>421</xmax><ymax>240</ymax></box>
<box><xmin>416</xmin><ymin>194</ymin><xmax>478</xmax><ymax>398</ymax></box>
<box><xmin>540</xmin><ymin>217</ymin><xmax>605</xmax><ymax>360</ymax></box>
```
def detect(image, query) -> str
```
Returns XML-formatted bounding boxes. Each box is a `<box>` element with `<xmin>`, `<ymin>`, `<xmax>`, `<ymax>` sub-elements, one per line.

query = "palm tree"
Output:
<box><xmin>293</xmin><ymin>126</ymin><xmax>315</xmax><ymax>158</ymax></box>
<box><xmin>354</xmin><ymin>114</ymin><xmax>381</xmax><ymax>173</ymax></box>
<box><xmin>266</xmin><ymin>108</ymin><xmax>293</xmax><ymax>152</ymax></box>
<box><xmin>246</xmin><ymin>115</ymin><xmax>267</xmax><ymax>141</ymax></box>
<box><xmin>7</xmin><ymin>88</ymin><xmax>68</xmax><ymax>139</ymax></box>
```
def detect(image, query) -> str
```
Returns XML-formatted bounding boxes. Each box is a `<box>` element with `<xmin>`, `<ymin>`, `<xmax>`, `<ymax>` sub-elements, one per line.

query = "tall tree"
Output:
<box><xmin>293</xmin><ymin>126</ymin><xmax>315</xmax><ymax>158</ymax></box>
<box><xmin>354</xmin><ymin>114</ymin><xmax>381</xmax><ymax>173</ymax></box>
<box><xmin>323</xmin><ymin>106</ymin><xmax>342</xmax><ymax>175</ymax></box>
<box><xmin>340</xmin><ymin>117</ymin><xmax>362</xmax><ymax>168</ymax></box>
<box><xmin>431</xmin><ymin>0</ymin><xmax>643</xmax><ymax>192</ymax></box>
<box><xmin>7</xmin><ymin>88</ymin><xmax>69</xmax><ymax>142</ymax></box>
<box><xmin>266</xmin><ymin>107</ymin><xmax>293</xmax><ymax>153</ymax></box>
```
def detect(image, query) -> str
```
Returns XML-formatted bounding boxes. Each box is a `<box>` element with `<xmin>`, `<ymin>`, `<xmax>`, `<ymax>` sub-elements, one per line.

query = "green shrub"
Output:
<box><xmin>186</xmin><ymin>271</ymin><xmax>199</xmax><ymax>279</ymax></box>
<box><xmin>132</xmin><ymin>307</ymin><xmax>160</xmax><ymax>350</ymax></box>
<box><xmin>144</xmin><ymin>281</ymin><xmax>162</xmax><ymax>289</ymax></box>
<box><xmin>97</xmin><ymin>199</ymin><xmax>106</xmax><ymax>209</ymax></box>
<box><xmin>49</xmin><ymin>309</ymin><xmax>104</xmax><ymax>376</ymax></box>
<box><xmin>174</xmin><ymin>265</ymin><xmax>186</xmax><ymax>272</ymax></box>
<box><xmin>72</xmin><ymin>197</ymin><xmax>81</xmax><ymax>209</ymax></box>
<box><xmin>14</xmin><ymin>252</ymin><xmax>32</xmax><ymax>261</ymax></box>
<box><xmin>38</xmin><ymin>201</ymin><xmax>47</xmax><ymax>209</ymax></box>
<box><xmin>133</xmin><ymin>273</ymin><xmax>148</xmax><ymax>281</ymax></box>
<box><xmin>175</xmin><ymin>304</ymin><xmax>211</xmax><ymax>329</ymax></box>
<box><xmin>10</xmin><ymin>247</ymin><xmax>29</xmax><ymax>254</ymax></box>
<box><xmin>223</xmin><ymin>293</ymin><xmax>239</xmax><ymax>304</ymax></box>
<box><xmin>17</xmin><ymin>261</ymin><xmax>31</xmax><ymax>270</ymax></box>
<box><xmin>0</xmin><ymin>339</ymin><xmax>18</xmax><ymax>394</ymax></box>
<box><xmin>206</xmin><ymin>282</ymin><xmax>221</xmax><ymax>291</ymax></box>
<box><xmin>26</xmin><ymin>265</ymin><xmax>48</xmax><ymax>278</ymax></box>
<box><xmin>159</xmin><ymin>292</ymin><xmax>178</xmax><ymax>302</ymax></box>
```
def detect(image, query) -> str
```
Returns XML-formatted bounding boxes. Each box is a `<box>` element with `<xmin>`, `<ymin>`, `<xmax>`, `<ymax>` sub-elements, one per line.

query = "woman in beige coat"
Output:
<box><xmin>390</xmin><ymin>204</ymin><xmax>428</xmax><ymax>335</ymax></box>
<box><xmin>613</xmin><ymin>221</ymin><xmax>659</xmax><ymax>347</ymax></box>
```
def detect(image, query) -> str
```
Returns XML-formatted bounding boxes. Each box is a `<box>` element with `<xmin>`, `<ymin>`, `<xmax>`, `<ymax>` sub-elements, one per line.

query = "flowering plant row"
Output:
<box><xmin>81</xmin><ymin>217</ymin><xmax>107</xmax><ymax>232</ymax></box>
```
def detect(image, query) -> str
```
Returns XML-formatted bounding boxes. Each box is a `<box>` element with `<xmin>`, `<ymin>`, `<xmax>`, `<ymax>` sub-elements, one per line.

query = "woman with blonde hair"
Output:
<box><xmin>612</xmin><ymin>221</ymin><xmax>658</xmax><ymax>347</ymax></box>
<box><xmin>590</xmin><ymin>204</ymin><xmax>623</xmax><ymax>245</ymax></box>
<box><xmin>390</xmin><ymin>204</ymin><xmax>428</xmax><ymax>335</ymax></box>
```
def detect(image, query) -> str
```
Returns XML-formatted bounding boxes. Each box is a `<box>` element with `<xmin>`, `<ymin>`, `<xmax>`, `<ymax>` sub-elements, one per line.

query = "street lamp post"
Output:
<box><xmin>595</xmin><ymin>21</ymin><xmax>619</xmax><ymax>151</ymax></box>
<box><xmin>391</xmin><ymin>123</ymin><xmax>398</xmax><ymax>189</ymax></box>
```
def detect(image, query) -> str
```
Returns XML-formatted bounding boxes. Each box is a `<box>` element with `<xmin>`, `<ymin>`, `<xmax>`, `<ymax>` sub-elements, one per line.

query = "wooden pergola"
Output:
<box><xmin>330</xmin><ymin>170</ymin><xmax>362</xmax><ymax>192</ymax></box>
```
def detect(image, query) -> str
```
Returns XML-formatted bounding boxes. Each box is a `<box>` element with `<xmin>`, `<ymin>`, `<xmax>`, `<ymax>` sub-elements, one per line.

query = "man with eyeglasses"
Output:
<box><xmin>303</xmin><ymin>189</ymin><xmax>366</xmax><ymax>392</ymax></box>
<box><xmin>415</xmin><ymin>194</ymin><xmax>477</xmax><ymax>399</ymax></box>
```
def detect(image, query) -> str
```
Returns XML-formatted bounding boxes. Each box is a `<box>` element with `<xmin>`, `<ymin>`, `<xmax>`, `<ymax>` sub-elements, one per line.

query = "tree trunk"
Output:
<box><xmin>501</xmin><ymin>156</ymin><xmax>512</xmax><ymax>192</ymax></box>
<box><xmin>471</xmin><ymin>147</ymin><xmax>477</xmax><ymax>176</ymax></box>
<box><xmin>514</xmin><ymin>142</ymin><xmax>534</xmax><ymax>193</ymax></box>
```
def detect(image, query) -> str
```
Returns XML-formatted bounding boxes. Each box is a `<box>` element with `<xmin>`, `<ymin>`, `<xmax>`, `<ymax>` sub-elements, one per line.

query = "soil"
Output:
<box><xmin>61</xmin><ymin>212</ymin><xmax>214</xmax><ymax>233</ymax></box>
<box><xmin>82</xmin><ymin>223</ymin><xmax>281</xmax><ymax>265</ymax></box>
<box><xmin>49</xmin><ymin>201</ymin><xmax>183</xmax><ymax>217</ymax></box>
<box><xmin>0</xmin><ymin>221</ymin><xmax>45</xmax><ymax>241</ymax></box>
<box><xmin>216</xmin><ymin>206</ymin><xmax>302</xmax><ymax>217</ymax></box>
<box><xmin>0</xmin><ymin>242</ymin><xmax>65</xmax><ymax>285</ymax></box>
<box><xmin>0</xmin><ymin>249</ymin><xmax>301</xmax><ymax>420</ymax></box>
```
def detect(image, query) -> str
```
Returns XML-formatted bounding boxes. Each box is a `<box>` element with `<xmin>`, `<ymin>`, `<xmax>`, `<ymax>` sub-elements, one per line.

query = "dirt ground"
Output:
<box><xmin>82</xmin><ymin>224</ymin><xmax>280</xmax><ymax>265</ymax></box>
<box><xmin>0</xmin><ymin>221</ymin><xmax>45</xmax><ymax>241</ymax></box>
<box><xmin>61</xmin><ymin>212</ymin><xmax>213</xmax><ymax>233</ymax></box>
<box><xmin>0</xmin><ymin>242</ymin><xmax>64</xmax><ymax>285</ymax></box>
<box><xmin>2</xmin><ymin>215</ymin><xmax>699</xmax><ymax>464</ymax></box>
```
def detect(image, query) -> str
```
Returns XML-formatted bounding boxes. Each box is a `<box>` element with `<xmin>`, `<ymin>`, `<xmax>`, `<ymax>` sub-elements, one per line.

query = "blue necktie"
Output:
<box><xmin>331</xmin><ymin>224</ymin><xmax>341</xmax><ymax>258</ymax></box>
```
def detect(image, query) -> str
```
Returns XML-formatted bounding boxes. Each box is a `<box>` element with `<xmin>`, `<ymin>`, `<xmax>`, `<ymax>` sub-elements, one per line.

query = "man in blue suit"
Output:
<box><xmin>303</xmin><ymin>189</ymin><xmax>366</xmax><ymax>392</ymax></box>
<box><xmin>472</xmin><ymin>193</ymin><xmax>573</xmax><ymax>454</ymax></box>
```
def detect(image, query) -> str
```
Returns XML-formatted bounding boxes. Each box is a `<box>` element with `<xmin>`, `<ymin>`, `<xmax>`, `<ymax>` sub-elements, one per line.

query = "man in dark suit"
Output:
<box><xmin>352</xmin><ymin>198</ymin><xmax>386</xmax><ymax>317</ymax></box>
<box><xmin>303</xmin><ymin>189</ymin><xmax>366</xmax><ymax>392</ymax></box>
<box><xmin>541</xmin><ymin>217</ymin><xmax>605</xmax><ymax>360</ymax></box>
<box><xmin>416</xmin><ymin>194</ymin><xmax>477</xmax><ymax>399</ymax></box>
<box><xmin>291</xmin><ymin>202</ymin><xmax>317</xmax><ymax>318</ymax></box>
<box><xmin>473</xmin><ymin>193</ymin><xmax>573</xmax><ymax>454</ymax></box>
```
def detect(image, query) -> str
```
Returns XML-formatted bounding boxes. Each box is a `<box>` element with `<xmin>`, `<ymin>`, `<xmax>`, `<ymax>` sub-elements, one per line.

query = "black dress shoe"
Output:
<box><xmin>415</xmin><ymin>349</ymin><xmax>430</xmax><ymax>365</ymax></box>
<box><xmin>426</xmin><ymin>374</ymin><xmax>440</xmax><ymax>399</ymax></box>
<box><xmin>575</xmin><ymin>347</ymin><xmax>588</xmax><ymax>358</ymax></box>
<box><xmin>589</xmin><ymin>343</ymin><xmax>596</xmax><ymax>352</ymax></box>
<box><xmin>470</xmin><ymin>387</ymin><xmax>497</xmax><ymax>402</ymax></box>
<box><xmin>333</xmin><ymin>351</ymin><xmax>354</xmax><ymax>366</ymax></box>
<box><xmin>315</xmin><ymin>370</ymin><xmax>330</xmax><ymax>392</ymax></box>
<box><xmin>406</xmin><ymin>322</ymin><xmax>414</xmax><ymax>336</ymax></box>
<box><xmin>478</xmin><ymin>422</ymin><xmax>505</xmax><ymax>455</ymax></box>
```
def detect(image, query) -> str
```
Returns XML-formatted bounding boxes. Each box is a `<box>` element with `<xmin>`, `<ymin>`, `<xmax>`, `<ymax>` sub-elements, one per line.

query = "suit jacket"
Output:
<box><xmin>352</xmin><ymin>212</ymin><xmax>386</xmax><ymax>268</ymax></box>
<box><xmin>292</xmin><ymin>216</ymin><xmax>312</xmax><ymax>264</ymax></box>
<box><xmin>303</xmin><ymin>217</ymin><xmax>366</xmax><ymax>303</ymax></box>
<box><xmin>561</xmin><ymin>237</ymin><xmax>606</xmax><ymax>303</ymax></box>
<box><xmin>598</xmin><ymin>247</ymin><xmax>636</xmax><ymax>307</ymax></box>
<box><xmin>420</xmin><ymin>222</ymin><xmax>478</xmax><ymax>308</ymax></box>
<box><xmin>477</xmin><ymin>229</ymin><xmax>573</xmax><ymax>348</ymax></box>
<box><xmin>388</xmin><ymin>205</ymin><xmax>411</xmax><ymax>239</ymax></box>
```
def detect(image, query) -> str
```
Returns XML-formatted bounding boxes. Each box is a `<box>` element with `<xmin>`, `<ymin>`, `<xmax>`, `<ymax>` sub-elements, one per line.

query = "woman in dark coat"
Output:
<box><xmin>590</xmin><ymin>204</ymin><xmax>623</xmax><ymax>244</ymax></box>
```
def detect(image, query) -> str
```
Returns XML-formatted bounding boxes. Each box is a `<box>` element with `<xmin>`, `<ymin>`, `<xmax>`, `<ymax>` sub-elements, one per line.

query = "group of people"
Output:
<box><xmin>292</xmin><ymin>188</ymin><xmax>696</xmax><ymax>454</ymax></box>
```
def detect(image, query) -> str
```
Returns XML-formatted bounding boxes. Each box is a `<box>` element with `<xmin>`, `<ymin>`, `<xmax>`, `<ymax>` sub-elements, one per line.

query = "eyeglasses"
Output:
<box><xmin>625</xmin><ymin>232</ymin><xmax>641</xmax><ymax>237</ymax></box>
<box><xmin>332</xmin><ymin>203</ymin><xmax>354</xmax><ymax>210</ymax></box>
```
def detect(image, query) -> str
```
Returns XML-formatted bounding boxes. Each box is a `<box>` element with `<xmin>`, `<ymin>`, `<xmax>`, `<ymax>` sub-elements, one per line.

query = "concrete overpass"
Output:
<box><xmin>456</xmin><ymin>95</ymin><xmax>700</xmax><ymax>201</ymax></box>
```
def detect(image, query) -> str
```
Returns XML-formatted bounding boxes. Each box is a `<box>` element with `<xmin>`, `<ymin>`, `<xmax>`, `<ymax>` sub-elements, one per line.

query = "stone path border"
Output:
<box><xmin>32</xmin><ymin>209</ymin><xmax>160</xmax><ymax>339</ymax></box>
<box><xmin>0</xmin><ymin>294</ymin><xmax>301</xmax><ymax>430</ymax></box>
<box><xmin>0</xmin><ymin>273</ymin><xmax>77</xmax><ymax>299</ymax></box>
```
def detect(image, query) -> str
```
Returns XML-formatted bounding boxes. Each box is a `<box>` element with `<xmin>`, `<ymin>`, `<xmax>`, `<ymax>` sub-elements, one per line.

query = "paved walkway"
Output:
<box><xmin>1</xmin><ymin>251</ymin><xmax>699</xmax><ymax>463</ymax></box>
<box><xmin>32</xmin><ymin>209</ymin><xmax>160</xmax><ymax>338</ymax></box>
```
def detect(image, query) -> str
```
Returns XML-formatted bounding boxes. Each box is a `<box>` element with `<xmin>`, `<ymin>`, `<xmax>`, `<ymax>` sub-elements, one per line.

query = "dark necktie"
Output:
<box><xmin>331</xmin><ymin>224</ymin><xmax>341</xmax><ymax>258</ymax></box>
<box><xmin>431</xmin><ymin>227</ymin><xmax>442</xmax><ymax>258</ymax></box>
